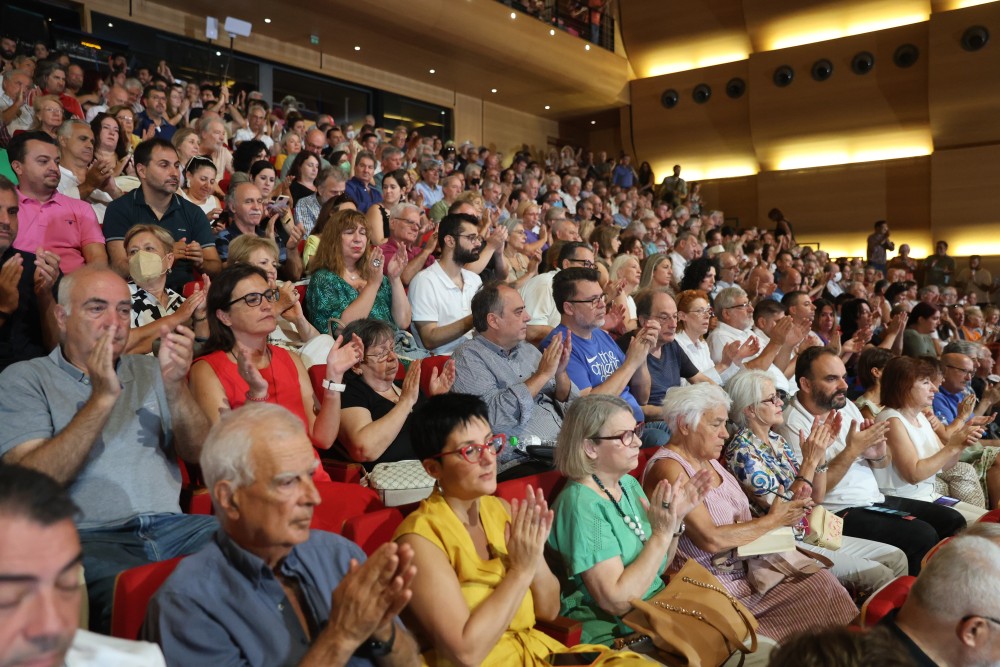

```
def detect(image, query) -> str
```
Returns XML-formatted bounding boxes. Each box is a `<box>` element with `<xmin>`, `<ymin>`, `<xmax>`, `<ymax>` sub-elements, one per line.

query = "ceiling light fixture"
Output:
<box><xmin>264</xmin><ymin>18</ymin><xmax>271</xmax><ymax>23</ymax></box>
<box><xmin>429</xmin><ymin>68</ymin><xmax>436</xmax><ymax>74</ymax></box>
<box><xmin>354</xmin><ymin>46</ymin><xmax>361</xmax><ymax>51</ymax></box>
<box><xmin>590</xmin><ymin>120</ymin><xmax>596</xmax><ymax>125</ymax></box>
<box><xmin>585</xmin><ymin>44</ymin><xmax>591</xmax><ymax>51</ymax></box>
<box><xmin>107</xmin><ymin>22</ymin><xmax>113</xmax><ymax>27</ymax></box>
<box><xmin>550</xmin><ymin>29</ymin><xmax>555</xmax><ymax>36</ymax></box>
<box><xmin>491</xmin><ymin>88</ymin><xmax>498</xmax><ymax>93</ymax></box>
<box><xmin>544</xmin><ymin>105</ymin><xmax>550</xmax><ymax>109</ymax></box>
<box><xmin>511</xmin><ymin>12</ymin><xmax>516</xmax><ymax>19</ymax></box>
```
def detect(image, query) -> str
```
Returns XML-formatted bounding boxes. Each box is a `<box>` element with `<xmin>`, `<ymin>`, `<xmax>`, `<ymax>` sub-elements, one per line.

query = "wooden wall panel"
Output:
<box><xmin>481</xmin><ymin>103</ymin><xmax>559</xmax><ymax>161</ymax></box>
<box><xmin>931</xmin><ymin>145</ymin><xmax>1000</xmax><ymax>255</ymax></box>
<box><xmin>928</xmin><ymin>3</ymin><xmax>1000</xmax><ymax>148</ymax></box>
<box><xmin>747</xmin><ymin>22</ymin><xmax>930</xmax><ymax>171</ymax></box>
<box><xmin>697</xmin><ymin>175</ymin><xmax>761</xmax><ymax>230</ymax></box>
<box><xmin>628</xmin><ymin>60</ymin><xmax>756</xmax><ymax>181</ymax></box>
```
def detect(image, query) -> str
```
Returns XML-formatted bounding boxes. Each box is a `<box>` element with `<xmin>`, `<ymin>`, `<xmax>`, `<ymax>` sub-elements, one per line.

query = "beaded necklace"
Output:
<box><xmin>592</xmin><ymin>474</ymin><xmax>647</xmax><ymax>542</ymax></box>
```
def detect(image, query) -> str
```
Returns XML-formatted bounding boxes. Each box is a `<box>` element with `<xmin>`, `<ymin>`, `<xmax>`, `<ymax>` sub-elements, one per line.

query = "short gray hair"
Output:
<box><xmin>909</xmin><ymin>536</ymin><xmax>1000</xmax><ymax>619</ymax></box>
<box><xmin>661</xmin><ymin>384</ymin><xmax>731</xmax><ymax>434</ymax></box>
<box><xmin>390</xmin><ymin>202</ymin><xmax>420</xmax><ymax>220</ymax></box>
<box><xmin>57</xmin><ymin>118</ymin><xmax>91</xmax><ymax>140</ymax></box>
<box><xmin>943</xmin><ymin>340</ymin><xmax>980</xmax><ymax>357</ymax></box>
<box><xmin>200</xmin><ymin>403</ymin><xmax>307</xmax><ymax>503</ymax></box>
<box><xmin>714</xmin><ymin>286</ymin><xmax>748</xmax><ymax>312</ymax></box>
<box><xmin>556</xmin><ymin>395</ymin><xmax>633</xmax><ymax>480</ymax></box>
<box><xmin>2</xmin><ymin>68</ymin><xmax>30</xmax><ymax>84</ymax></box>
<box><xmin>724</xmin><ymin>370</ymin><xmax>774</xmax><ymax>428</ymax></box>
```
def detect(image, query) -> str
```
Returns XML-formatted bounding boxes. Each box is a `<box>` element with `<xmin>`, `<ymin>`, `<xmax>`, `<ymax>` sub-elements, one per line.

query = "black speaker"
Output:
<box><xmin>725</xmin><ymin>77</ymin><xmax>746</xmax><ymax>99</ymax></box>
<box><xmin>893</xmin><ymin>44</ymin><xmax>920</xmax><ymax>68</ymax></box>
<box><xmin>811</xmin><ymin>59</ymin><xmax>833</xmax><ymax>81</ymax></box>
<box><xmin>661</xmin><ymin>89</ymin><xmax>679</xmax><ymax>109</ymax></box>
<box><xmin>773</xmin><ymin>65</ymin><xmax>794</xmax><ymax>87</ymax></box>
<box><xmin>962</xmin><ymin>26</ymin><xmax>990</xmax><ymax>52</ymax></box>
<box><xmin>851</xmin><ymin>51</ymin><xmax>875</xmax><ymax>74</ymax></box>
<box><xmin>693</xmin><ymin>84</ymin><xmax>712</xmax><ymax>104</ymax></box>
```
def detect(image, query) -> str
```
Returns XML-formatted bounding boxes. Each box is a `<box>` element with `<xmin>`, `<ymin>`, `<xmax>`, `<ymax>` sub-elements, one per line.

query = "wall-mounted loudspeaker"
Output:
<box><xmin>205</xmin><ymin>17</ymin><xmax>219</xmax><ymax>40</ymax></box>
<box><xmin>693</xmin><ymin>84</ymin><xmax>712</xmax><ymax>104</ymax></box>
<box><xmin>962</xmin><ymin>26</ymin><xmax>990</xmax><ymax>52</ymax></box>
<box><xmin>661</xmin><ymin>89</ymin><xmax>679</xmax><ymax>109</ymax></box>
<box><xmin>893</xmin><ymin>44</ymin><xmax>920</xmax><ymax>68</ymax></box>
<box><xmin>726</xmin><ymin>77</ymin><xmax>746</xmax><ymax>99</ymax></box>
<box><xmin>223</xmin><ymin>16</ymin><xmax>253</xmax><ymax>38</ymax></box>
<box><xmin>811</xmin><ymin>59</ymin><xmax>833</xmax><ymax>81</ymax></box>
<box><xmin>773</xmin><ymin>66</ymin><xmax>794</xmax><ymax>87</ymax></box>
<box><xmin>851</xmin><ymin>51</ymin><xmax>875</xmax><ymax>74</ymax></box>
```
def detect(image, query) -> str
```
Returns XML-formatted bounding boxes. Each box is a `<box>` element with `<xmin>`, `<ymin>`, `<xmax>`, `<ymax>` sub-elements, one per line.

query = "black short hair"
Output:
<box><xmin>753</xmin><ymin>298</ymin><xmax>785</xmax><ymax>323</ymax></box>
<box><xmin>7</xmin><ymin>130</ymin><xmax>58</xmax><ymax>165</ymax></box>
<box><xmin>780</xmin><ymin>290</ymin><xmax>808</xmax><ymax>309</ymax></box>
<box><xmin>553</xmin><ymin>267</ymin><xmax>599</xmax><ymax>314</ymax></box>
<box><xmin>471</xmin><ymin>281</ymin><xmax>506</xmax><ymax>333</ymax></box>
<box><xmin>0</xmin><ymin>466</ymin><xmax>78</xmax><ymax>526</ymax></box>
<box><xmin>557</xmin><ymin>241</ymin><xmax>591</xmax><ymax>266</ymax></box>
<box><xmin>134</xmin><ymin>137</ymin><xmax>176</xmax><ymax>167</ymax></box>
<box><xmin>142</xmin><ymin>84</ymin><xmax>163</xmax><ymax>101</ymax></box>
<box><xmin>0</xmin><ymin>174</ymin><xmax>15</xmax><ymax>196</ymax></box>
<box><xmin>795</xmin><ymin>345</ymin><xmax>839</xmax><ymax>385</ymax></box>
<box><xmin>410</xmin><ymin>393</ymin><xmax>491</xmax><ymax>460</ymax></box>
<box><xmin>439</xmin><ymin>213</ymin><xmax>478</xmax><ymax>246</ymax></box>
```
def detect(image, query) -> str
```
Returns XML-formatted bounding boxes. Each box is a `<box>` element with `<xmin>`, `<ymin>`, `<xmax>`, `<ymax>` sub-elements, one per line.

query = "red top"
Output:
<box><xmin>198</xmin><ymin>346</ymin><xmax>331</xmax><ymax>482</ymax></box>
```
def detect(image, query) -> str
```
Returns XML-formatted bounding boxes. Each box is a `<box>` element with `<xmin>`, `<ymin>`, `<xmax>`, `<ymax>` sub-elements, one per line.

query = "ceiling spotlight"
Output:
<box><xmin>549</xmin><ymin>29</ymin><xmax>555</xmax><ymax>36</ymax></box>
<box><xmin>510</xmin><ymin>12</ymin><xmax>516</xmax><ymax>19</ymax></box>
<box><xmin>962</xmin><ymin>25</ymin><xmax>990</xmax><ymax>52</ymax></box>
<box><xmin>354</xmin><ymin>46</ymin><xmax>361</xmax><ymax>51</ymax></box>
<box><xmin>107</xmin><ymin>22</ymin><xmax>113</xmax><ymax>27</ymax></box>
<box><xmin>429</xmin><ymin>68</ymin><xmax>436</xmax><ymax>74</ymax></box>
<box><xmin>726</xmin><ymin>77</ymin><xmax>746</xmax><ymax>99</ymax></box>
<box><xmin>491</xmin><ymin>88</ymin><xmax>498</xmax><ymax>93</ymax></box>
<box><xmin>590</xmin><ymin>120</ymin><xmax>596</xmax><ymax>125</ymax></box>
<box><xmin>264</xmin><ymin>18</ymin><xmax>271</xmax><ymax>24</ymax></box>
<box><xmin>692</xmin><ymin>83</ymin><xmax>712</xmax><ymax>104</ymax></box>
<box><xmin>215</xmin><ymin>51</ymin><xmax>222</xmax><ymax>56</ymax></box>
<box><xmin>661</xmin><ymin>89</ymin><xmax>679</xmax><ymax>109</ymax></box>
<box><xmin>773</xmin><ymin>65</ymin><xmax>794</xmax><ymax>87</ymax></box>
<box><xmin>544</xmin><ymin>105</ymin><xmax>550</xmax><ymax>110</ymax></box>
<box><xmin>811</xmin><ymin>58</ymin><xmax>834</xmax><ymax>81</ymax></box>
<box><xmin>585</xmin><ymin>44</ymin><xmax>591</xmax><ymax>51</ymax></box>
<box><xmin>441</xmin><ymin>110</ymin><xmax>446</xmax><ymax>115</ymax></box>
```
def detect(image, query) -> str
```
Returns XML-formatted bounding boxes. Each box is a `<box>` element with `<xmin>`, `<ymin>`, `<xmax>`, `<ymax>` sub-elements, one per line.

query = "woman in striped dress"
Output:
<box><xmin>641</xmin><ymin>384</ymin><xmax>857</xmax><ymax>642</ymax></box>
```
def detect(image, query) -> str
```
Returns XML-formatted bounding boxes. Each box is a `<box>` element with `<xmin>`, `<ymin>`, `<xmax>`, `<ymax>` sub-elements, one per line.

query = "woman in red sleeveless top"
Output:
<box><xmin>190</xmin><ymin>265</ymin><xmax>361</xmax><ymax>482</ymax></box>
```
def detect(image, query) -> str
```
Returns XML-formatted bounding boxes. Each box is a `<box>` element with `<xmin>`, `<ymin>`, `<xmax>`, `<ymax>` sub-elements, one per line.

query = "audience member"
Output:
<box><xmin>215</xmin><ymin>181</ymin><xmax>306</xmax><ymax>280</ymax></box>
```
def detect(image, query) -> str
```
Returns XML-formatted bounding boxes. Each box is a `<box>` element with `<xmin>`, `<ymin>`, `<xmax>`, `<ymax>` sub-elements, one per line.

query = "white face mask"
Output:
<box><xmin>129</xmin><ymin>250</ymin><xmax>167</xmax><ymax>283</ymax></box>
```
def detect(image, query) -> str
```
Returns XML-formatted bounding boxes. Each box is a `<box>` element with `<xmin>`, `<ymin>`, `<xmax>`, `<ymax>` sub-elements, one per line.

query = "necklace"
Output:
<box><xmin>592</xmin><ymin>474</ymin><xmax>647</xmax><ymax>542</ymax></box>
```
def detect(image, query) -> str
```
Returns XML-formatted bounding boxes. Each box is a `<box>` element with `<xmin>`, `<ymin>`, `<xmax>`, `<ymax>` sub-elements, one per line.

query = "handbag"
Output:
<box><xmin>621</xmin><ymin>559</ymin><xmax>758</xmax><ymax>667</ymax></box>
<box><xmin>361</xmin><ymin>460</ymin><xmax>435</xmax><ymax>507</ymax></box>
<box><xmin>745</xmin><ymin>548</ymin><xmax>833</xmax><ymax>595</ymax></box>
<box><xmin>802</xmin><ymin>506</ymin><xmax>844</xmax><ymax>551</ymax></box>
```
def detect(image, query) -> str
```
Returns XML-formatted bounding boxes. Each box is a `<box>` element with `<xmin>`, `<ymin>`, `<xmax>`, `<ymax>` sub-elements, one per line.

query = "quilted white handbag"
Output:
<box><xmin>362</xmin><ymin>460</ymin><xmax>435</xmax><ymax>507</ymax></box>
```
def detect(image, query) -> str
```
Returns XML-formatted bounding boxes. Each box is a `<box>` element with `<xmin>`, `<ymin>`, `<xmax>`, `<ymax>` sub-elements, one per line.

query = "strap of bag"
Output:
<box><xmin>651</xmin><ymin>574</ymin><xmax>758</xmax><ymax>654</ymax></box>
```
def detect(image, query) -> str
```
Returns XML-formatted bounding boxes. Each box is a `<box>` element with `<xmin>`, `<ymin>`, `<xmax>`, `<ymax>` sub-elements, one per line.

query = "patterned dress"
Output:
<box><xmin>645</xmin><ymin>448</ymin><xmax>857</xmax><ymax>642</ymax></box>
<box><xmin>305</xmin><ymin>269</ymin><xmax>396</xmax><ymax>335</ymax></box>
<box><xmin>723</xmin><ymin>427</ymin><xmax>798</xmax><ymax>514</ymax></box>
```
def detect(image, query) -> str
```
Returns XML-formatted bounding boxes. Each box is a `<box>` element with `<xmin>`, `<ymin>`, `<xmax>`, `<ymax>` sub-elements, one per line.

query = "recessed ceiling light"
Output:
<box><xmin>215</xmin><ymin>50</ymin><xmax>222</xmax><ymax>56</ymax></box>
<box><xmin>510</xmin><ymin>12</ymin><xmax>516</xmax><ymax>19</ymax></box>
<box><xmin>590</xmin><ymin>120</ymin><xmax>597</xmax><ymax>125</ymax></box>
<box><xmin>585</xmin><ymin>44</ymin><xmax>591</xmax><ymax>51</ymax></box>
<box><xmin>354</xmin><ymin>45</ymin><xmax>361</xmax><ymax>51</ymax></box>
<box><xmin>107</xmin><ymin>22</ymin><xmax>113</xmax><ymax>27</ymax></box>
<box><xmin>429</xmin><ymin>68</ymin><xmax>436</xmax><ymax>74</ymax></box>
<box><xmin>441</xmin><ymin>110</ymin><xmax>446</xmax><ymax>115</ymax></box>
<box><xmin>264</xmin><ymin>18</ymin><xmax>271</xmax><ymax>23</ymax></box>
<box><xmin>549</xmin><ymin>29</ymin><xmax>555</xmax><ymax>36</ymax></box>
<box><xmin>491</xmin><ymin>88</ymin><xmax>498</xmax><ymax>93</ymax></box>
<box><xmin>544</xmin><ymin>105</ymin><xmax>550</xmax><ymax>110</ymax></box>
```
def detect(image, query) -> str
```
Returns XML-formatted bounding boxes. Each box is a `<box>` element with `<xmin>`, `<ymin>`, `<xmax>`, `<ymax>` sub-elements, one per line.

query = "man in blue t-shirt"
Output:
<box><xmin>541</xmin><ymin>267</ymin><xmax>659</xmax><ymax>440</ymax></box>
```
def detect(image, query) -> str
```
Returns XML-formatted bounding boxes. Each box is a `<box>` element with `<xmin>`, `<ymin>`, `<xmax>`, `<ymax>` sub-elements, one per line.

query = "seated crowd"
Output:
<box><xmin>3</xmin><ymin>38</ymin><xmax>1000</xmax><ymax>667</ymax></box>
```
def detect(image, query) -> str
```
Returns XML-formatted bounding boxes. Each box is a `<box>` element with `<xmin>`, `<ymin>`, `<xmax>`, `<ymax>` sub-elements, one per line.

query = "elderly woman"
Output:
<box><xmin>394</xmin><ymin>393</ymin><xmax>569</xmax><ymax>665</ymax></box>
<box><xmin>502</xmin><ymin>218</ymin><xmax>541</xmax><ymax>289</ymax></box>
<box><xmin>123</xmin><ymin>224</ymin><xmax>209</xmax><ymax>354</ymax></box>
<box><xmin>675</xmin><ymin>289</ymin><xmax>753</xmax><ymax>384</ymax></box>
<box><xmin>723</xmin><ymin>370</ymin><xmax>908</xmax><ymax>595</ymax></box>
<box><xmin>305</xmin><ymin>209</ymin><xmax>410</xmax><ymax>336</ymax></box>
<box><xmin>642</xmin><ymin>383</ymin><xmax>858</xmax><ymax>642</ymax></box>
<box><xmin>638</xmin><ymin>252</ymin><xmax>674</xmax><ymax>292</ymax></box>
<box><xmin>189</xmin><ymin>264</ymin><xmax>362</xmax><ymax>481</ymax></box>
<box><xmin>30</xmin><ymin>95</ymin><xmax>64</xmax><ymax>138</ymax></box>
<box><xmin>547</xmin><ymin>395</ymin><xmax>709</xmax><ymax>646</ymax></box>
<box><xmin>225</xmin><ymin>235</ymin><xmax>322</xmax><ymax>353</ymax></box>
<box><xmin>609</xmin><ymin>253</ymin><xmax>642</xmax><ymax>331</ymax></box>
<box><xmin>335</xmin><ymin>318</ymin><xmax>455</xmax><ymax>469</ymax></box>
<box><xmin>874</xmin><ymin>356</ymin><xmax>989</xmax><ymax>523</ymax></box>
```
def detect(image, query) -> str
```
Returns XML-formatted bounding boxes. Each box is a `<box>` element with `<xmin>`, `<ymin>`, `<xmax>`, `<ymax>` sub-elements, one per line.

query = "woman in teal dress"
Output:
<box><xmin>548</xmin><ymin>395</ymin><xmax>711</xmax><ymax>645</ymax></box>
<box><xmin>305</xmin><ymin>208</ymin><xmax>410</xmax><ymax>336</ymax></box>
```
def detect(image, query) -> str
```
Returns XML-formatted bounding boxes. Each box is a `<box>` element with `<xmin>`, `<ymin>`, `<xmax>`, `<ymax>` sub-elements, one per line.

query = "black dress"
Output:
<box><xmin>331</xmin><ymin>372</ymin><xmax>418</xmax><ymax>470</ymax></box>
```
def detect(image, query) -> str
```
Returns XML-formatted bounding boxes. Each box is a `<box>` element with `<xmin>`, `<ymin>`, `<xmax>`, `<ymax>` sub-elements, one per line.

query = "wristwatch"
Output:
<box><xmin>673</xmin><ymin>522</ymin><xmax>686</xmax><ymax>538</ymax></box>
<box><xmin>322</xmin><ymin>379</ymin><xmax>346</xmax><ymax>392</ymax></box>
<box><xmin>363</xmin><ymin>623</ymin><xmax>395</xmax><ymax>657</ymax></box>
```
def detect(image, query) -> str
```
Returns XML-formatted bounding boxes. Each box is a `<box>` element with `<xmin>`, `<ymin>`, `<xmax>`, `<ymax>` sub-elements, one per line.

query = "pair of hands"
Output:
<box><xmin>0</xmin><ymin>248</ymin><xmax>60</xmax><ymax>314</ymax></box>
<box><xmin>718</xmin><ymin>336</ymin><xmax>760</xmax><ymax>367</ymax></box>
<box><xmin>504</xmin><ymin>485</ymin><xmax>555</xmax><ymax>577</ymax></box>
<box><xmin>538</xmin><ymin>332</ymin><xmax>572</xmax><ymax>379</ymax></box>
<box><xmin>367</xmin><ymin>245</ymin><xmax>407</xmax><ymax>280</ymax></box>
<box><xmin>86</xmin><ymin>322</ymin><xmax>197</xmax><ymax>400</ymax></box>
<box><xmin>398</xmin><ymin>358</ymin><xmax>456</xmax><ymax>406</ymax></box>
<box><xmin>625</xmin><ymin>319</ymin><xmax>661</xmax><ymax>363</ymax></box>
<box><xmin>171</xmin><ymin>237</ymin><xmax>206</xmax><ymax>267</ymax></box>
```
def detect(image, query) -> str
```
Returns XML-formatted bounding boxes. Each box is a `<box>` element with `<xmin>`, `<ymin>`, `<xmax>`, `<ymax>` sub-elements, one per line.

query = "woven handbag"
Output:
<box><xmin>621</xmin><ymin>559</ymin><xmax>758</xmax><ymax>667</ymax></box>
<box><xmin>802</xmin><ymin>505</ymin><xmax>843</xmax><ymax>550</ymax></box>
<box><xmin>362</xmin><ymin>460</ymin><xmax>435</xmax><ymax>507</ymax></box>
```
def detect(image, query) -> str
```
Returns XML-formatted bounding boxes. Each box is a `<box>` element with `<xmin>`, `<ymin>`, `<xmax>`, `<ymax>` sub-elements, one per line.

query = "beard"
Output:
<box><xmin>815</xmin><ymin>386</ymin><xmax>847</xmax><ymax>411</ymax></box>
<box><xmin>453</xmin><ymin>245</ymin><xmax>482</xmax><ymax>266</ymax></box>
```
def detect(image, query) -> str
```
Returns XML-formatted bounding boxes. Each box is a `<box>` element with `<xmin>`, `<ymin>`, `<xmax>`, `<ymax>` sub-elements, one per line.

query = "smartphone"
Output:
<box><xmin>547</xmin><ymin>653</ymin><xmax>602</xmax><ymax>666</ymax></box>
<box><xmin>862</xmin><ymin>506</ymin><xmax>914</xmax><ymax>519</ymax></box>
<box><xmin>934</xmin><ymin>496</ymin><xmax>960</xmax><ymax>507</ymax></box>
<box><xmin>271</xmin><ymin>195</ymin><xmax>290</xmax><ymax>210</ymax></box>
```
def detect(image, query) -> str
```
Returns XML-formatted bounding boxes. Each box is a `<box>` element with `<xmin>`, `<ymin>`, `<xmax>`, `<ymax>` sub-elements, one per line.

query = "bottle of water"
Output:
<box><xmin>508</xmin><ymin>435</ymin><xmax>557</xmax><ymax>452</ymax></box>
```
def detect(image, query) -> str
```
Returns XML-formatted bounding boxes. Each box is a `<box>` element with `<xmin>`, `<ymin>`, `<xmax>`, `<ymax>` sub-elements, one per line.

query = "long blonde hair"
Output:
<box><xmin>309</xmin><ymin>209</ymin><xmax>375</xmax><ymax>280</ymax></box>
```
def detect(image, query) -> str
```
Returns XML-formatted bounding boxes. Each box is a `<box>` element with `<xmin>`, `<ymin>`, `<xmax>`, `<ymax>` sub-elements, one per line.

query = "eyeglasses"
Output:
<box><xmin>723</xmin><ymin>302</ymin><xmax>752</xmax><ymax>310</ymax></box>
<box><xmin>962</xmin><ymin>615</ymin><xmax>1000</xmax><ymax>627</ymax></box>
<box><xmin>567</xmin><ymin>294</ymin><xmax>607</xmax><ymax>307</ymax></box>
<box><xmin>653</xmin><ymin>313</ymin><xmax>679</xmax><ymax>323</ymax></box>
<box><xmin>455</xmin><ymin>232</ymin><xmax>481</xmax><ymax>243</ymax></box>
<box><xmin>945</xmin><ymin>365</ymin><xmax>975</xmax><ymax>377</ymax></box>
<box><xmin>428</xmin><ymin>434</ymin><xmax>506</xmax><ymax>464</ymax></box>
<box><xmin>760</xmin><ymin>394</ymin><xmax>783</xmax><ymax>406</ymax></box>
<box><xmin>687</xmin><ymin>307</ymin><xmax>714</xmax><ymax>317</ymax></box>
<box><xmin>591</xmin><ymin>424</ymin><xmax>644</xmax><ymax>448</ymax></box>
<box><xmin>393</xmin><ymin>217</ymin><xmax>421</xmax><ymax>227</ymax></box>
<box><xmin>227</xmin><ymin>288</ymin><xmax>280</xmax><ymax>308</ymax></box>
<box><xmin>565</xmin><ymin>258</ymin><xmax>596</xmax><ymax>269</ymax></box>
<box><xmin>365</xmin><ymin>348</ymin><xmax>396</xmax><ymax>364</ymax></box>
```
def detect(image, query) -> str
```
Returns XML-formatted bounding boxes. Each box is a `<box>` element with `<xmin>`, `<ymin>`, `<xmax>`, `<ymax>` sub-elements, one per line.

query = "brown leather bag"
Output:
<box><xmin>621</xmin><ymin>559</ymin><xmax>759</xmax><ymax>667</ymax></box>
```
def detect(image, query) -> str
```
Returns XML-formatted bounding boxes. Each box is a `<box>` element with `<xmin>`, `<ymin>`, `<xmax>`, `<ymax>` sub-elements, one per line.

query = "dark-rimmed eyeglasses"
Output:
<box><xmin>760</xmin><ymin>394</ymin><xmax>783</xmax><ymax>406</ymax></box>
<box><xmin>365</xmin><ymin>348</ymin><xmax>397</xmax><ymax>364</ymax></box>
<box><xmin>567</xmin><ymin>294</ymin><xmax>607</xmax><ymax>307</ymax></box>
<box><xmin>590</xmin><ymin>424</ymin><xmax>644</xmax><ymax>448</ymax></box>
<box><xmin>455</xmin><ymin>232</ymin><xmax>481</xmax><ymax>244</ymax></box>
<box><xmin>945</xmin><ymin>365</ymin><xmax>975</xmax><ymax>377</ymax></box>
<box><xmin>565</xmin><ymin>258</ymin><xmax>596</xmax><ymax>269</ymax></box>
<box><xmin>428</xmin><ymin>434</ymin><xmax>506</xmax><ymax>464</ymax></box>
<box><xmin>723</xmin><ymin>302</ymin><xmax>752</xmax><ymax>310</ymax></box>
<box><xmin>227</xmin><ymin>289</ymin><xmax>279</xmax><ymax>308</ymax></box>
<box><xmin>962</xmin><ymin>614</ymin><xmax>1000</xmax><ymax>627</ymax></box>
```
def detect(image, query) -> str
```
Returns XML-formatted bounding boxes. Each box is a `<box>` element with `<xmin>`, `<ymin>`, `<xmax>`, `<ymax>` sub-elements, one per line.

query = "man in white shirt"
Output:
<box><xmin>56</xmin><ymin>120</ymin><xmax>120</xmax><ymax>224</ymax></box>
<box><xmin>0</xmin><ymin>69</ymin><xmax>33</xmax><ymax>135</ymax></box>
<box><xmin>521</xmin><ymin>241</ymin><xmax>595</xmax><ymax>345</ymax></box>
<box><xmin>84</xmin><ymin>85</ymin><xmax>129</xmax><ymax>123</ymax></box>
<box><xmin>408</xmin><ymin>213</ymin><xmax>483</xmax><ymax>354</ymax></box>
<box><xmin>0</xmin><ymin>465</ymin><xmax>166</xmax><ymax>667</ymax></box>
<box><xmin>669</xmin><ymin>232</ymin><xmax>698</xmax><ymax>284</ymax></box>
<box><xmin>232</xmin><ymin>103</ymin><xmax>274</xmax><ymax>151</ymax></box>
<box><xmin>777</xmin><ymin>346</ymin><xmax>967</xmax><ymax>575</ymax></box>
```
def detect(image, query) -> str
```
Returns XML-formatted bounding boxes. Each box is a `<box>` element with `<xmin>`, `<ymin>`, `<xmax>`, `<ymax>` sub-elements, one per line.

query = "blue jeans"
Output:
<box><xmin>641</xmin><ymin>421</ymin><xmax>672</xmax><ymax>448</ymax></box>
<box><xmin>80</xmin><ymin>513</ymin><xmax>217</xmax><ymax>633</ymax></box>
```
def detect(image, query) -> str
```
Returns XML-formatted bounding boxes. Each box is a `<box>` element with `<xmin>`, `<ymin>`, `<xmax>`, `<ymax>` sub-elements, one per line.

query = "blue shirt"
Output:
<box><xmin>134</xmin><ymin>112</ymin><xmax>176</xmax><ymax>140</ymax></box>
<box><xmin>933</xmin><ymin>385</ymin><xmax>964</xmax><ymax>424</ymax></box>
<box><xmin>542</xmin><ymin>325</ymin><xmax>642</xmax><ymax>422</ymax></box>
<box><xmin>612</xmin><ymin>164</ymin><xmax>635</xmax><ymax>189</ymax></box>
<box><xmin>344</xmin><ymin>177</ymin><xmax>382</xmax><ymax>214</ymax></box>
<box><xmin>144</xmin><ymin>529</ymin><xmax>395</xmax><ymax>667</ymax></box>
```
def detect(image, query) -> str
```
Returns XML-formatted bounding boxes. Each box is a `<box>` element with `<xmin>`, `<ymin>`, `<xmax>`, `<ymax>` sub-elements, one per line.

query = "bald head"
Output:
<box><xmin>304</xmin><ymin>128</ymin><xmax>325</xmax><ymax>155</ymax></box>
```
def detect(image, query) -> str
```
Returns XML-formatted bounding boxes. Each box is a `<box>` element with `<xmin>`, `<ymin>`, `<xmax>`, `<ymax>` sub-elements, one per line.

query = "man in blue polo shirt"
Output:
<box><xmin>542</xmin><ymin>267</ymin><xmax>661</xmax><ymax>444</ymax></box>
<box><xmin>344</xmin><ymin>150</ymin><xmax>382</xmax><ymax>214</ymax></box>
<box><xmin>103</xmin><ymin>138</ymin><xmax>221</xmax><ymax>292</ymax></box>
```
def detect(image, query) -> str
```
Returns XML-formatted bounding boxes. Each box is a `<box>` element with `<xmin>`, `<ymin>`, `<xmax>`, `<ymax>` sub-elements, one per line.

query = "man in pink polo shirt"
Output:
<box><xmin>8</xmin><ymin>131</ymin><xmax>107</xmax><ymax>274</ymax></box>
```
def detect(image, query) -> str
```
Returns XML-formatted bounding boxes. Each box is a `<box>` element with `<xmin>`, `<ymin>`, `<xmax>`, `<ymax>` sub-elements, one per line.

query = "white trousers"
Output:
<box><xmin>802</xmin><ymin>534</ymin><xmax>908</xmax><ymax>595</ymax></box>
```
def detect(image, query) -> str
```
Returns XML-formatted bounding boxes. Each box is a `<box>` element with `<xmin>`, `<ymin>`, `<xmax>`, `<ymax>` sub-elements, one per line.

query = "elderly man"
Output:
<box><xmin>407</xmin><ymin>213</ymin><xmax>483</xmax><ymax>354</ymax></box>
<box><xmin>669</xmin><ymin>232</ymin><xmax>698</xmax><ymax>284</ymax></box>
<box><xmin>232</xmin><ymin>101</ymin><xmax>273</xmax><ymax>150</ymax></box>
<box><xmin>145</xmin><ymin>404</ymin><xmax>420</xmax><ymax>666</ymax></box>
<box><xmin>104</xmin><ymin>137</ymin><xmax>221</xmax><ymax>291</ymax></box>
<box><xmin>0</xmin><ymin>466</ymin><xmax>167</xmax><ymax>667</ymax></box>
<box><xmin>344</xmin><ymin>151</ymin><xmax>382</xmax><ymax>214</ymax></box>
<box><xmin>0</xmin><ymin>175</ymin><xmax>61</xmax><ymax>372</ymax></box>
<box><xmin>778</xmin><ymin>346</ymin><xmax>966</xmax><ymax>575</ymax></box>
<box><xmin>56</xmin><ymin>119</ymin><xmax>120</xmax><ymax>223</ymax></box>
<box><xmin>294</xmin><ymin>166</ymin><xmax>346</xmax><ymax>235</ymax></box>
<box><xmin>933</xmin><ymin>350</ymin><xmax>1000</xmax><ymax>424</ymax></box>
<box><xmin>216</xmin><ymin>181</ymin><xmax>305</xmax><ymax>280</ymax></box>
<box><xmin>84</xmin><ymin>84</ymin><xmax>129</xmax><ymax>123</ymax></box>
<box><xmin>413</xmin><ymin>159</ymin><xmax>443</xmax><ymax>208</ymax></box>
<box><xmin>380</xmin><ymin>202</ymin><xmax>435</xmax><ymax>287</ymax></box>
<box><xmin>884</xmin><ymin>536</ymin><xmax>1000</xmax><ymax>665</ymax></box>
<box><xmin>744</xmin><ymin>264</ymin><xmax>777</xmax><ymax>304</ymax></box>
<box><xmin>0</xmin><ymin>267</ymin><xmax>217</xmax><ymax>629</ymax></box>
<box><xmin>712</xmin><ymin>251</ymin><xmax>740</xmax><ymax>297</ymax></box>
<box><xmin>452</xmin><ymin>283</ymin><xmax>577</xmax><ymax>478</ymax></box>
<box><xmin>373</xmin><ymin>146</ymin><xmax>403</xmax><ymax>191</ymax></box>
<box><xmin>1</xmin><ymin>69</ymin><xmax>33</xmax><ymax>135</ymax></box>
<box><xmin>521</xmin><ymin>241</ymin><xmax>595</xmax><ymax>343</ymax></box>
<box><xmin>9</xmin><ymin>131</ymin><xmax>107</xmax><ymax>274</ymax></box>
<box><xmin>428</xmin><ymin>173</ymin><xmax>462</xmax><ymax>223</ymax></box>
